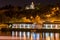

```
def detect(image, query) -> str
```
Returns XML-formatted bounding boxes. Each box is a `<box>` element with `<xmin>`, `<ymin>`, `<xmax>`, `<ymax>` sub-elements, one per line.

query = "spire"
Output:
<box><xmin>25</xmin><ymin>2</ymin><xmax>35</xmax><ymax>10</ymax></box>
<box><xmin>30</xmin><ymin>2</ymin><xmax>35</xmax><ymax>9</ymax></box>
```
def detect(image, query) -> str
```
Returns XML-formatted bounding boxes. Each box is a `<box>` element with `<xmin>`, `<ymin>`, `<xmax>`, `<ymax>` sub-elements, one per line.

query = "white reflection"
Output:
<box><xmin>19</xmin><ymin>31</ymin><xmax>22</xmax><ymax>38</ymax></box>
<box><xmin>45</xmin><ymin>33</ymin><xmax>50</xmax><ymax>40</ymax></box>
<box><xmin>23</xmin><ymin>32</ymin><xmax>26</xmax><ymax>40</ymax></box>
<box><xmin>16</xmin><ymin>31</ymin><xmax>18</xmax><ymax>37</ymax></box>
<box><xmin>12</xmin><ymin>31</ymin><xmax>15</xmax><ymax>37</ymax></box>
<box><xmin>45</xmin><ymin>33</ymin><xmax>49</xmax><ymax>37</ymax></box>
<box><xmin>32</xmin><ymin>32</ymin><xmax>37</xmax><ymax>40</ymax></box>
<box><xmin>11</xmin><ymin>31</ymin><xmax>60</xmax><ymax>40</ymax></box>
<box><xmin>31</xmin><ymin>32</ymin><xmax>33</xmax><ymax>40</ymax></box>
<box><xmin>36</xmin><ymin>33</ymin><xmax>40</xmax><ymax>40</ymax></box>
<box><xmin>33</xmin><ymin>32</ymin><xmax>36</xmax><ymax>39</ymax></box>
<box><xmin>50</xmin><ymin>33</ymin><xmax>54</xmax><ymax>40</ymax></box>
<box><xmin>42</xmin><ymin>32</ymin><xmax>45</xmax><ymax>40</ymax></box>
<box><xmin>55</xmin><ymin>33</ymin><xmax>59</xmax><ymax>40</ymax></box>
<box><xmin>27</xmin><ymin>32</ymin><xmax>30</xmax><ymax>39</ymax></box>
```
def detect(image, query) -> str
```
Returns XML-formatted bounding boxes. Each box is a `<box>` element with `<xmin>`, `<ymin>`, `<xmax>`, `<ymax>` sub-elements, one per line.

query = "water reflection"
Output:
<box><xmin>0</xmin><ymin>31</ymin><xmax>60</xmax><ymax>40</ymax></box>
<box><xmin>50</xmin><ymin>33</ymin><xmax>54</xmax><ymax>40</ymax></box>
<box><xmin>55</xmin><ymin>33</ymin><xmax>59</xmax><ymax>40</ymax></box>
<box><xmin>11</xmin><ymin>31</ymin><xmax>60</xmax><ymax>40</ymax></box>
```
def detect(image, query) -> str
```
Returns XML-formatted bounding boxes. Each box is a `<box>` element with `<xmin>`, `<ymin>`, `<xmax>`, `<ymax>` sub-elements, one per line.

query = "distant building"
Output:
<box><xmin>25</xmin><ymin>2</ymin><xmax>35</xmax><ymax>10</ymax></box>
<box><xmin>6</xmin><ymin>22</ymin><xmax>42</xmax><ymax>29</ymax></box>
<box><xmin>43</xmin><ymin>21</ymin><xmax>60</xmax><ymax>29</ymax></box>
<box><xmin>8</xmin><ymin>22</ymin><xmax>36</xmax><ymax>29</ymax></box>
<box><xmin>30</xmin><ymin>2</ymin><xmax>35</xmax><ymax>9</ymax></box>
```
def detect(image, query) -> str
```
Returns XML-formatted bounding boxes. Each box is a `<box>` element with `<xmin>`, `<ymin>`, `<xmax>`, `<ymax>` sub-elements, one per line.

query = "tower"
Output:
<box><xmin>25</xmin><ymin>2</ymin><xmax>35</xmax><ymax>10</ymax></box>
<box><xmin>30</xmin><ymin>2</ymin><xmax>35</xmax><ymax>9</ymax></box>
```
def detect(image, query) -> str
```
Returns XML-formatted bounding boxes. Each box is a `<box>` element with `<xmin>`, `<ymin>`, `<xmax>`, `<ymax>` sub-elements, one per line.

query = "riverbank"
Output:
<box><xmin>1</xmin><ymin>28</ymin><xmax>60</xmax><ymax>33</ymax></box>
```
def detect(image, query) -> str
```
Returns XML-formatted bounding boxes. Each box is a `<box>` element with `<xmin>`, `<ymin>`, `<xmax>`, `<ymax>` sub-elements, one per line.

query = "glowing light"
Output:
<box><xmin>45</xmin><ymin>33</ymin><xmax>50</xmax><ymax>40</ymax></box>
<box><xmin>52</xmin><ymin>8</ymin><xmax>55</xmax><ymax>11</ymax></box>
<box><xmin>51</xmin><ymin>11</ymin><xmax>54</xmax><ymax>14</ymax></box>
<box><xmin>25</xmin><ymin>6</ymin><xmax>30</xmax><ymax>9</ymax></box>
<box><xmin>56</xmin><ymin>7</ymin><xmax>59</xmax><ymax>11</ymax></box>
<box><xmin>30</xmin><ymin>16</ymin><xmax>33</xmax><ymax>19</ymax></box>
<box><xmin>46</xmin><ymin>14</ymin><xmax>51</xmax><ymax>18</ymax></box>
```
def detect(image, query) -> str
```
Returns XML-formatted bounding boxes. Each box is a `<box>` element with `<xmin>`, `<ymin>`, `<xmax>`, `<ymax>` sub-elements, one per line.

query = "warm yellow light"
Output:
<box><xmin>30</xmin><ymin>16</ymin><xmax>33</xmax><ymax>19</ymax></box>
<box><xmin>51</xmin><ymin>11</ymin><xmax>54</xmax><ymax>14</ymax></box>
<box><xmin>46</xmin><ymin>14</ymin><xmax>51</xmax><ymax>18</ymax></box>
<box><xmin>56</xmin><ymin>7</ymin><xmax>59</xmax><ymax>11</ymax></box>
<box><xmin>52</xmin><ymin>8</ymin><xmax>55</xmax><ymax>11</ymax></box>
<box><xmin>46</xmin><ymin>36</ymin><xmax>50</xmax><ymax>40</ymax></box>
<box><xmin>36</xmin><ymin>15</ymin><xmax>39</xmax><ymax>17</ymax></box>
<box><xmin>52</xmin><ymin>7</ymin><xmax>59</xmax><ymax>12</ymax></box>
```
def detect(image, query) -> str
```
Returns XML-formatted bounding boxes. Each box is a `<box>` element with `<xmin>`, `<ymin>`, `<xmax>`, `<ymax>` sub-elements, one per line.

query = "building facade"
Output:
<box><xmin>43</xmin><ymin>21</ymin><xmax>60</xmax><ymax>29</ymax></box>
<box><xmin>8</xmin><ymin>22</ymin><xmax>36</xmax><ymax>29</ymax></box>
<box><xmin>8</xmin><ymin>22</ymin><xmax>42</xmax><ymax>29</ymax></box>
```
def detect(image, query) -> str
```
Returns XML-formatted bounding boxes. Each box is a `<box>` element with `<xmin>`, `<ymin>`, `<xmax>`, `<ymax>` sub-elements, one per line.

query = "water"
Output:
<box><xmin>0</xmin><ymin>31</ymin><xmax>60</xmax><ymax>40</ymax></box>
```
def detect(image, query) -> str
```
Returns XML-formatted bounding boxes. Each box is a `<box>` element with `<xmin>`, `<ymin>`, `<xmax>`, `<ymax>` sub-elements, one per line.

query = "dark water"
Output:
<box><xmin>0</xmin><ymin>31</ymin><xmax>60</xmax><ymax>40</ymax></box>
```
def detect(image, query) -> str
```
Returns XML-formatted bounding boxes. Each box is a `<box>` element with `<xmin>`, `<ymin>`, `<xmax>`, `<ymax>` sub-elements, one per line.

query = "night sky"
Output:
<box><xmin>0</xmin><ymin>0</ymin><xmax>60</xmax><ymax>7</ymax></box>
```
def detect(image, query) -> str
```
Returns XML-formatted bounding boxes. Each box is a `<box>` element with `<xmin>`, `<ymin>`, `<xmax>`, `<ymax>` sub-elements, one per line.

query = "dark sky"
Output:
<box><xmin>0</xmin><ymin>0</ymin><xmax>60</xmax><ymax>7</ymax></box>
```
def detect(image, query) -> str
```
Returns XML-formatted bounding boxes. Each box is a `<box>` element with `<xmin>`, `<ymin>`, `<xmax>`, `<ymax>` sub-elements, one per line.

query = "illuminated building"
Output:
<box><xmin>8</xmin><ymin>22</ymin><xmax>36</xmax><ymax>29</ymax></box>
<box><xmin>7</xmin><ymin>22</ymin><xmax>42</xmax><ymax>29</ymax></box>
<box><xmin>30</xmin><ymin>2</ymin><xmax>35</xmax><ymax>9</ymax></box>
<box><xmin>25</xmin><ymin>2</ymin><xmax>35</xmax><ymax>10</ymax></box>
<box><xmin>43</xmin><ymin>21</ymin><xmax>60</xmax><ymax>29</ymax></box>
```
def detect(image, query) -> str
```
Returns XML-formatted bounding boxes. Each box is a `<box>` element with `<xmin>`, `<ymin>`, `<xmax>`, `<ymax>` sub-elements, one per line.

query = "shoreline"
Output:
<box><xmin>1</xmin><ymin>28</ymin><xmax>60</xmax><ymax>33</ymax></box>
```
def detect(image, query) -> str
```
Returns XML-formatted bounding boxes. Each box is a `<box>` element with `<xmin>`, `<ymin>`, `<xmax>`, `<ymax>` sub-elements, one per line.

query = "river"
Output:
<box><xmin>0</xmin><ymin>31</ymin><xmax>60</xmax><ymax>40</ymax></box>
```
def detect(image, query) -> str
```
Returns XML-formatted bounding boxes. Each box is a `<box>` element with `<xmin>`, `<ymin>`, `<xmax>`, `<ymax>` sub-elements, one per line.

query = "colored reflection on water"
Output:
<box><xmin>11</xmin><ymin>31</ymin><xmax>60</xmax><ymax>40</ymax></box>
<box><xmin>0</xmin><ymin>31</ymin><xmax>60</xmax><ymax>40</ymax></box>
